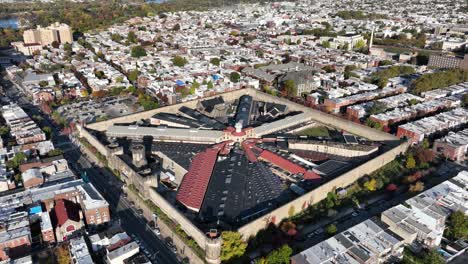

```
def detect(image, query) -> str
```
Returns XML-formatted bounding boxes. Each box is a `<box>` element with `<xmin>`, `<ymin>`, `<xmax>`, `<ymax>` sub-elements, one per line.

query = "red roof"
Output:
<box><xmin>54</xmin><ymin>199</ymin><xmax>81</xmax><ymax>227</ymax></box>
<box><xmin>304</xmin><ymin>171</ymin><xmax>321</xmax><ymax>181</ymax></box>
<box><xmin>176</xmin><ymin>147</ymin><xmax>220</xmax><ymax>212</ymax></box>
<box><xmin>242</xmin><ymin>141</ymin><xmax>258</xmax><ymax>162</ymax></box>
<box><xmin>259</xmin><ymin>150</ymin><xmax>306</xmax><ymax>174</ymax></box>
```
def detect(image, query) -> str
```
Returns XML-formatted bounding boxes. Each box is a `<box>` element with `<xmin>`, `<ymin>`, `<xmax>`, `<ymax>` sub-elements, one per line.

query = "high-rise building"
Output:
<box><xmin>23</xmin><ymin>29</ymin><xmax>41</xmax><ymax>44</ymax></box>
<box><xmin>22</xmin><ymin>22</ymin><xmax>73</xmax><ymax>46</ymax></box>
<box><xmin>38</xmin><ymin>27</ymin><xmax>59</xmax><ymax>46</ymax></box>
<box><xmin>49</xmin><ymin>22</ymin><xmax>73</xmax><ymax>44</ymax></box>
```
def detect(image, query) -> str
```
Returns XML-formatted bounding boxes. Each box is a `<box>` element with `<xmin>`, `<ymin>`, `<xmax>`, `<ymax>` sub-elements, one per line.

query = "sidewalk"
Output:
<box><xmin>125</xmin><ymin>188</ymin><xmax>204</xmax><ymax>264</ymax></box>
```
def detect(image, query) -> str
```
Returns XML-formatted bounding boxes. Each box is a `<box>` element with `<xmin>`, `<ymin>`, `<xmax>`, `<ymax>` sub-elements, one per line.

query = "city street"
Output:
<box><xmin>65</xmin><ymin>148</ymin><xmax>181</xmax><ymax>264</ymax></box>
<box><xmin>1</xmin><ymin>74</ymin><xmax>180</xmax><ymax>264</ymax></box>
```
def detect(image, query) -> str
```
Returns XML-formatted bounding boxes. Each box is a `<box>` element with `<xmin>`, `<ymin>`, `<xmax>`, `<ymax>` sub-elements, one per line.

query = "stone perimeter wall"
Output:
<box><xmin>237</xmin><ymin>141</ymin><xmax>409</xmax><ymax>239</ymax></box>
<box><xmin>79</xmin><ymin>88</ymin><xmax>406</xmax><ymax>246</ymax></box>
<box><xmin>86</xmin><ymin>88</ymin><xmax>397</xmax><ymax>142</ymax></box>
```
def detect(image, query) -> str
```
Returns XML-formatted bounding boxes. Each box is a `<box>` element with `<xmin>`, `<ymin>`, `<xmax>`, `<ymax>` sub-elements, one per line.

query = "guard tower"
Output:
<box><xmin>131</xmin><ymin>144</ymin><xmax>147</xmax><ymax>168</ymax></box>
<box><xmin>205</xmin><ymin>229</ymin><xmax>222</xmax><ymax>264</ymax></box>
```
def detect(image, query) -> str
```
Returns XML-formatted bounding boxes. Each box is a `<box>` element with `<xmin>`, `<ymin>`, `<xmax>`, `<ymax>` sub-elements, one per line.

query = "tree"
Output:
<box><xmin>39</xmin><ymin>81</ymin><xmax>49</xmax><ymax>87</ymax></box>
<box><xmin>190</xmin><ymin>81</ymin><xmax>200</xmax><ymax>95</ymax></box>
<box><xmin>365</xmin><ymin>119</ymin><xmax>383</xmax><ymax>131</ymax></box>
<box><xmin>368</xmin><ymin>101</ymin><xmax>387</xmax><ymax>115</ymax></box>
<box><xmin>379</xmin><ymin>60</ymin><xmax>393</xmax><ymax>66</ymax></box>
<box><xmin>229</xmin><ymin>72</ymin><xmax>241</xmax><ymax>83</ymax></box>
<box><xmin>172</xmin><ymin>55</ymin><xmax>188</xmax><ymax>67</ymax></box>
<box><xmin>43</xmin><ymin>126</ymin><xmax>53</xmax><ymax>139</ymax></box>
<box><xmin>411</xmin><ymin>69</ymin><xmax>468</xmax><ymax>95</ymax></box>
<box><xmin>409</xmin><ymin>181</ymin><xmax>424</xmax><ymax>192</ymax></box>
<box><xmin>463</xmin><ymin>93</ymin><xmax>468</xmax><ymax>107</ymax></box>
<box><xmin>128</xmin><ymin>70</ymin><xmax>139</xmax><ymax>82</ymax></box>
<box><xmin>265</xmin><ymin>245</ymin><xmax>293</xmax><ymax>264</ymax></box>
<box><xmin>422</xmin><ymin>249</ymin><xmax>445</xmax><ymax>264</ymax></box>
<box><xmin>127</xmin><ymin>31</ymin><xmax>138</xmax><ymax>44</ymax></box>
<box><xmin>414</xmin><ymin>147</ymin><xmax>435</xmax><ymax>166</ymax></box>
<box><xmin>321</xmin><ymin>41</ymin><xmax>330</xmax><ymax>48</ymax></box>
<box><xmin>408</xmin><ymin>98</ymin><xmax>419</xmax><ymax>105</ymax></box>
<box><xmin>280</xmin><ymin>220</ymin><xmax>297</xmax><ymax>235</ymax></box>
<box><xmin>326</xmin><ymin>224</ymin><xmax>337</xmax><ymax>235</ymax></box>
<box><xmin>55</xmin><ymin>245</ymin><xmax>71</xmax><ymax>264</ymax></box>
<box><xmin>131</xmin><ymin>45</ymin><xmax>147</xmax><ymax>58</ymax></box>
<box><xmin>344</xmin><ymin>65</ymin><xmax>357</xmax><ymax>72</ymax></box>
<box><xmin>322</xmin><ymin>65</ymin><xmax>335</xmax><ymax>73</ymax></box>
<box><xmin>91</xmin><ymin>90</ymin><xmax>108</xmax><ymax>98</ymax></box>
<box><xmin>406</xmin><ymin>154</ymin><xmax>416</xmax><ymax>169</ymax></box>
<box><xmin>0</xmin><ymin>126</ymin><xmax>9</xmax><ymax>137</ymax></box>
<box><xmin>220</xmin><ymin>231</ymin><xmax>247</xmax><ymax>262</ymax></box>
<box><xmin>94</xmin><ymin>70</ymin><xmax>106</xmax><ymax>79</ymax></box>
<box><xmin>137</xmin><ymin>94</ymin><xmax>158</xmax><ymax>110</ymax></box>
<box><xmin>111</xmin><ymin>33</ymin><xmax>122</xmax><ymax>42</ymax></box>
<box><xmin>47</xmin><ymin>148</ymin><xmax>63</xmax><ymax>157</ymax></box>
<box><xmin>445</xmin><ymin>211</ymin><xmax>468</xmax><ymax>240</ymax></box>
<box><xmin>354</xmin><ymin>39</ymin><xmax>366</xmax><ymax>50</ymax></box>
<box><xmin>207</xmin><ymin>81</ymin><xmax>214</xmax><ymax>89</ymax></box>
<box><xmin>210</xmin><ymin>57</ymin><xmax>220</xmax><ymax>66</ymax></box>
<box><xmin>7</xmin><ymin>152</ymin><xmax>27</xmax><ymax>169</ymax></box>
<box><xmin>283</xmin><ymin>79</ymin><xmax>297</xmax><ymax>97</ymax></box>
<box><xmin>364</xmin><ymin>178</ymin><xmax>377</xmax><ymax>191</ymax></box>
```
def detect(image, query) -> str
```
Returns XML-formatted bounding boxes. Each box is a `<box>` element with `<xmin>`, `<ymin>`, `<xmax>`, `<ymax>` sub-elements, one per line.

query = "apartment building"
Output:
<box><xmin>397</xmin><ymin>108</ymin><xmax>468</xmax><ymax>144</ymax></box>
<box><xmin>23</xmin><ymin>23</ymin><xmax>73</xmax><ymax>46</ymax></box>
<box><xmin>291</xmin><ymin>218</ymin><xmax>405</xmax><ymax>264</ymax></box>
<box><xmin>1</xmin><ymin>104</ymin><xmax>47</xmax><ymax>145</ymax></box>
<box><xmin>0</xmin><ymin>212</ymin><xmax>32</xmax><ymax>261</ymax></box>
<box><xmin>433</xmin><ymin>128</ymin><xmax>468</xmax><ymax>161</ymax></box>
<box><xmin>381</xmin><ymin>171</ymin><xmax>468</xmax><ymax>248</ymax></box>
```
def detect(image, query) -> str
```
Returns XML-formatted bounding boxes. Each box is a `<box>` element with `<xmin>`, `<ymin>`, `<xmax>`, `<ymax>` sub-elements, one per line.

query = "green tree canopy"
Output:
<box><xmin>128</xmin><ymin>70</ymin><xmax>139</xmax><ymax>82</ymax></box>
<box><xmin>265</xmin><ymin>245</ymin><xmax>293</xmax><ymax>264</ymax></box>
<box><xmin>411</xmin><ymin>69</ymin><xmax>468</xmax><ymax>95</ymax></box>
<box><xmin>326</xmin><ymin>224</ymin><xmax>337</xmax><ymax>235</ymax></box>
<box><xmin>406</xmin><ymin>154</ymin><xmax>416</xmax><ymax>170</ymax></box>
<box><xmin>207</xmin><ymin>81</ymin><xmax>214</xmax><ymax>89</ymax></box>
<box><xmin>172</xmin><ymin>55</ymin><xmax>188</xmax><ymax>67</ymax></box>
<box><xmin>7</xmin><ymin>152</ymin><xmax>27</xmax><ymax>169</ymax></box>
<box><xmin>47</xmin><ymin>148</ymin><xmax>63</xmax><ymax>157</ymax></box>
<box><xmin>43</xmin><ymin>126</ymin><xmax>53</xmax><ymax>139</ymax></box>
<box><xmin>127</xmin><ymin>31</ymin><xmax>138</xmax><ymax>44</ymax></box>
<box><xmin>131</xmin><ymin>45</ymin><xmax>147</xmax><ymax>58</ymax></box>
<box><xmin>283</xmin><ymin>79</ymin><xmax>297</xmax><ymax>97</ymax></box>
<box><xmin>369</xmin><ymin>65</ymin><xmax>415</xmax><ymax>88</ymax></box>
<box><xmin>229</xmin><ymin>72</ymin><xmax>241</xmax><ymax>83</ymax></box>
<box><xmin>368</xmin><ymin>101</ymin><xmax>387</xmax><ymax>115</ymax></box>
<box><xmin>39</xmin><ymin>81</ymin><xmax>49</xmax><ymax>87</ymax></box>
<box><xmin>354</xmin><ymin>39</ymin><xmax>366</xmax><ymax>50</ymax></box>
<box><xmin>321</xmin><ymin>40</ymin><xmax>331</xmax><ymax>48</ymax></box>
<box><xmin>220</xmin><ymin>231</ymin><xmax>247</xmax><ymax>262</ymax></box>
<box><xmin>445</xmin><ymin>211</ymin><xmax>468</xmax><ymax>240</ymax></box>
<box><xmin>210</xmin><ymin>57</ymin><xmax>221</xmax><ymax>66</ymax></box>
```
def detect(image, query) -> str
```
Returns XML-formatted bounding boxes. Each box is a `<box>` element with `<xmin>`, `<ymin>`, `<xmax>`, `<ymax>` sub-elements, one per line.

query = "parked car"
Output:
<box><xmin>167</xmin><ymin>241</ymin><xmax>177</xmax><ymax>253</ymax></box>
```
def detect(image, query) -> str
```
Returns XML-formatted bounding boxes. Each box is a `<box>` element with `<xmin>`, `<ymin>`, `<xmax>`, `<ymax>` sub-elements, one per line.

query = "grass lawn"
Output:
<box><xmin>297</xmin><ymin>126</ymin><xmax>330</xmax><ymax>137</ymax></box>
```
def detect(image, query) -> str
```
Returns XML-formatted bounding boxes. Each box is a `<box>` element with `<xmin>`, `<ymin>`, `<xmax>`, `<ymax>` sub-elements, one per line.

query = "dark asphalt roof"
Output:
<box><xmin>199</xmin><ymin>150</ymin><xmax>283</xmax><ymax>225</ymax></box>
<box><xmin>235</xmin><ymin>95</ymin><xmax>253</xmax><ymax>127</ymax></box>
<box><xmin>199</xmin><ymin>96</ymin><xmax>225</xmax><ymax>113</ymax></box>
<box><xmin>152</xmin><ymin>112</ymin><xmax>206</xmax><ymax>129</ymax></box>
<box><xmin>179</xmin><ymin>106</ymin><xmax>226</xmax><ymax>130</ymax></box>
<box><xmin>151</xmin><ymin>142</ymin><xmax>210</xmax><ymax>170</ymax></box>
